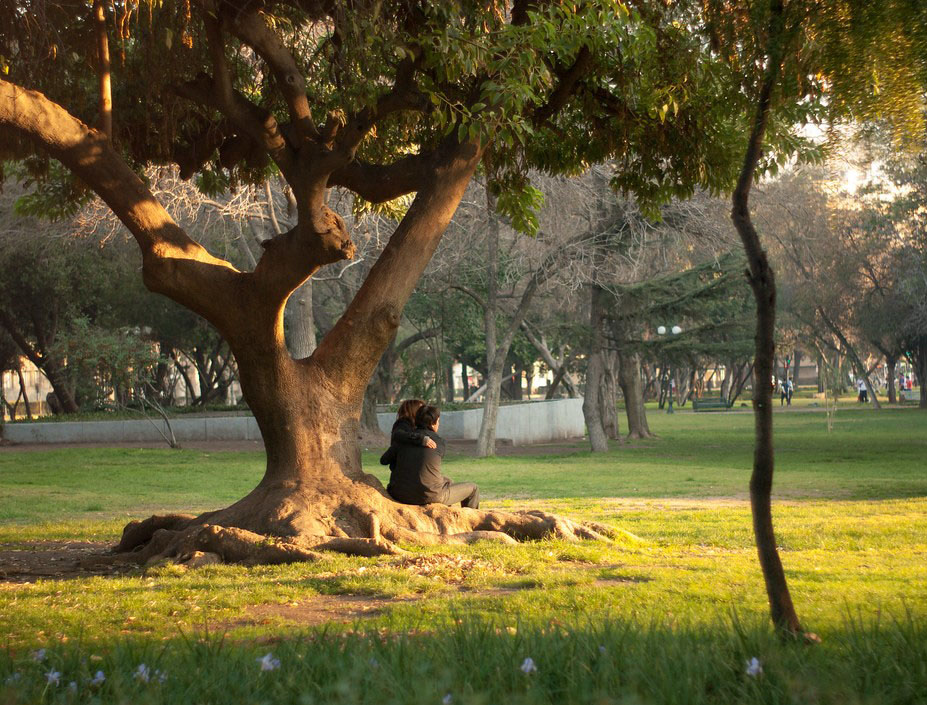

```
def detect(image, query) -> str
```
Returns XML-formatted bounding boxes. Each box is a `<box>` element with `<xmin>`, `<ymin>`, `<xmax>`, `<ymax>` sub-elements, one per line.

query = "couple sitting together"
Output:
<box><xmin>380</xmin><ymin>399</ymin><xmax>480</xmax><ymax>509</ymax></box>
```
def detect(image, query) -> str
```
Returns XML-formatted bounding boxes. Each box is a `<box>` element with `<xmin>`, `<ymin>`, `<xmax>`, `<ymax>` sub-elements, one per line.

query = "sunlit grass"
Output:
<box><xmin>0</xmin><ymin>408</ymin><xmax>925</xmax><ymax>702</ymax></box>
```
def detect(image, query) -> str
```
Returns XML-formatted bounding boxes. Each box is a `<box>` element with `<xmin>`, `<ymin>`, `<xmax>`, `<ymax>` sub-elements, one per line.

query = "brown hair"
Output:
<box><xmin>415</xmin><ymin>404</ymin><xmax>440</xmax><ymax>429</ymax></box>
<box><xmin>396</xmin><ymin>399</ymin><xmax>425</xmax><ymax>424</ymax></box>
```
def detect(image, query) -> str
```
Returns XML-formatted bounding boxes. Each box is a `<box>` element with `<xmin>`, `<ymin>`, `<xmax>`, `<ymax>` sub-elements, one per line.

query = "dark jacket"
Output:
<box><xmin>383</xmin><ymin>427</ymin><xmax>449</xmax><ymax>505</ymax></box>
<box><xmin>380</xmin><ymin>419</ymin><xmax>427</xmax><ymax>471</ymax></box>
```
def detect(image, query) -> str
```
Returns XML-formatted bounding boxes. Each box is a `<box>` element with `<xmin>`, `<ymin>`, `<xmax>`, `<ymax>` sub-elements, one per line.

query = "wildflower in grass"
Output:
<box><xmin>598</xmin><ymin>645</ymin><xmax>607</xmax><ymax>655</ymax></box>
<box><xmin>369</xmin><ymin>657</ymin><xmax>379</xmax><ymax>669</ymax></box>
<box><xmin>156</xmin><ymin>669</ymin><xmax>168</xmax><ymax>684</ymax></box>
<box><xmin>5</xmin><ymin>673</ymin><xmax>21</xmax><ymax>685</ymax></box>
<box><xmin>442</xmin><ymin>693</ymin><xmax>453</xmax><ymax>705</ymax></box>
<box><xmin>90</xmin><ymin>671</ymin><xmax>105</xmax><ymax>686</ymax></box>
<box><xmin>46</xmin><ymin>669</ymin><xmax>61</xmax><ymax>686</ymax></box>
<box><xmin>135</xmin><ymin>664</ymin><xmax>151</xmax><ymax>683</ymax></box>
<box><xmin>31</xmin><ymin>649</ymin><xmax>46</xmax><ymax>662</ymax></box>
<box><xmin>520</xmin><ymin>657</ymin><xmax>537</xmax><ymax>674</ymax></box>
<box><xmin>68</xmin><ymin>681</ymin><xmax>78</xmax><ymax>693</ymax></box>
<box><xmin>257</xmin><ymin>653</ymin><xmax>281</xmax><ymax>672</ymax></box>
<box><xmin>745</xmin><ymin>658</ymin><xmax>763</xmax><ymax>677</ymax></box>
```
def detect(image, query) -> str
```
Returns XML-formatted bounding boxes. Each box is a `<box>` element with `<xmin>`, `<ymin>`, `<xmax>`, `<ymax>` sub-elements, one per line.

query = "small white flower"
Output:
<box><xmin>155</xmin><ymin>669</ymin><xmax>167</xmax><ymax>684</ymax></box>
<box><xmin>745</xmin><ymin>657</ymin><xmax>763</xmax><ymax>677</ymax></box>
<box><xmin>257</xmin><ymin>653</ymin><xmax>280</xmax><ymax>672</ymax></box>
<box><xmin>32</xmin><ymin>649</ymin><xmax>46</xmax><ymax>662</ymax></box>
<box><xmin>46</xmin><ymin>669</ymin><xmax>61</xmax><ymax>686</ymax></box>
<box><xmin>357</xmin><ymin>566</ymin><xmax>367</xmax><ymax>573</ymax></box>
<box><xmin>520</xmin><ymin>657</ymin><xmax>537</xmax><ymax>674</ymax></box>
<box><xmin>598</xmin><ymin>645</ymin><xmax>607</xmax><ymax>655</ymax></box>
<box><xmin>68</xmin><ymin>681</ymin><xmax>77</xmax><ymax>693</ymax></box>
<box><xmin>135</xmin><ymin>664</ymin><xmax>151</xmax><ymax>683</ymax></box>
<box><xmin>90</xmin><ymin>670</ymin><xmax>105</xmax><ymax>686</ymax></box>
<box><xmin>442</xmin><ymin>694</ymin><xmax>453</xmax><ymax>705</ymax></box>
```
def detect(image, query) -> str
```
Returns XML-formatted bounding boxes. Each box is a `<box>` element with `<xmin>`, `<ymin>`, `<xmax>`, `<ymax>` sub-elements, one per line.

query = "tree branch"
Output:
<box><xmin>0</xmin><ymin>79</ymin><xmax>244</xmax><ymax>332</ymax></box>
<box><xmin>533</xmin><ymin>46</ymin><xmax>592</xmax><ymax>126</ymax></box>
<box><xmin>327</xmin><ymin>153</ymin><xmax>433</xmax><ymax>203</ymax></box>
<box><xmin>223</xmin><ymin>7</ymin><xmax>318</xmax><ymax>143</ymax></box>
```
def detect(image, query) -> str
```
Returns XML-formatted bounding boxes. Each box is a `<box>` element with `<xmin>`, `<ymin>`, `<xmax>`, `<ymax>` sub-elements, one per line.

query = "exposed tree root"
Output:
<box><xmin>114</xmin><ymin>475</ymin><xmax>613</xmax><ymax>568</ymax></box>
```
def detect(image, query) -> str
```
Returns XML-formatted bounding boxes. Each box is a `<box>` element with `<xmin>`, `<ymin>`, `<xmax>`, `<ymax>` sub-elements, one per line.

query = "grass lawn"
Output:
<box><xmin>1</xmin><ymin>407</ymin><xmax>925</xmax><ymax>703</ymax></box>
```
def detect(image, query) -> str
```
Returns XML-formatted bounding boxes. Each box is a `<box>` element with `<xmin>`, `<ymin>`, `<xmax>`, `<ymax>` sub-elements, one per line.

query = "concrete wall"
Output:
<box><xmin>3</xmin><ymin>398</ymin><xmax>586</xmax><ymax>446</ymax></box>
<box><xmin>3</xmin><ymin>415</ymin><xmax>262</xmax><ymax>445</ymax></box>
<box><xmin>377</xmin><ymin>398</ymin><xmax>585</xmax><ymax>445</ymax></box>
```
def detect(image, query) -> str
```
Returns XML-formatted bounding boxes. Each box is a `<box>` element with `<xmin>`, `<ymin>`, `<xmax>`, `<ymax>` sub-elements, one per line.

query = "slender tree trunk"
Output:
<box><xmin>730</xmin><ymin>0</ymin><xmax>801</xmax><ymax>636</ymax></box>
<box><xmin>886</xmin><ymin>356</ymin><xmax>897</xmax><ymax>404</ymax></box>
<box><xmin>446</xmin><ymin>364</ymin><xmax>456</xmax><ymax>403</ymax></box>
<box><xmin>618</xmin><ymin>350</ymin><xmax>653</xmax><ymax>439</ymax></box>
<box><xmin>917</xmin><ymin>337</ymin><xmax>927</xmax><ymax>409</ymax></box>
<box><xmin>583</xmin><ymin>285</ymin><xmax>609</xmax><ymax>452</ymax></box>
<box><xmin>475</xmin><ymin>195</ymin><xmax>543</xmax><ymax>456</ymax></box>
<box><xmin>461</xmin><ymin>364</ymin><xmax>471</xmax><ymax>401</ymax></box>
<box><xmin>16</xmin><ymin>366</ymin><xmax>32</xmax><ymax>421</ymax></box>
<box><xmin>477</xmin><ymin>192</ymin><xmax>501</xmax><ymax>457</ymax></box>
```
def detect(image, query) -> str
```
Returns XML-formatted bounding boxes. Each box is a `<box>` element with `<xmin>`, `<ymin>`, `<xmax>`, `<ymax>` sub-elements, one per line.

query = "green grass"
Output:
<box><xmin>1</xmin><ymin>408</ymin><xmax>925</xmax><ymax>703</ymax></box>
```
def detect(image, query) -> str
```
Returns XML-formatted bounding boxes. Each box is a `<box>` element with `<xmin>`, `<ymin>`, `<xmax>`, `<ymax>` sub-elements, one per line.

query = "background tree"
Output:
<box><xmin>704</xmin><ymin>0</ymin><xmax>927</xmax><ymax>635</ymax></box>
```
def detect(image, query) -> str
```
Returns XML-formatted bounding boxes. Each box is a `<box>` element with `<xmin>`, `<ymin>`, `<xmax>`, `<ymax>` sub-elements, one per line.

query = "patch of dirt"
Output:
<box><xmin>0</xmin><ymin>541</ymin><xmax>130</xmax><ymax>584</ymax></box>
<box><xmin>230</xmin><ymin>594</ymin><xmax>423</xmax><ymax>628</ymax></box>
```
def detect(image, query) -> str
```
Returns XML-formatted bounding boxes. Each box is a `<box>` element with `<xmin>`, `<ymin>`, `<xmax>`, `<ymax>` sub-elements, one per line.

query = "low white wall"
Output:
<box><xmin>3</xmin><ymin>398</ymin><xmax>586</xmax><ymax>446</ymax></box>
<box><xmin>377</xmin><ymin>397</ymin><xmax>585</xmax><ymax>446</ymax></box>
<box><xmin>3</xmin><ymin>415</ymin><xmax>262</xmax><ymax>445</ymax></box>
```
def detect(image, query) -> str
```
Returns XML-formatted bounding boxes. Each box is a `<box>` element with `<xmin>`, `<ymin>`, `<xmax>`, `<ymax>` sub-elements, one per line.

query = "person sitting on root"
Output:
<box><xmin>381</xmin><ymin>399</ymin><xmax>437</xmax><ymax>472</ymax></box>
<box><xmin>381</xmin><ymin>404</ymin><xmax>480</xmax><ymax>509</ymax></box>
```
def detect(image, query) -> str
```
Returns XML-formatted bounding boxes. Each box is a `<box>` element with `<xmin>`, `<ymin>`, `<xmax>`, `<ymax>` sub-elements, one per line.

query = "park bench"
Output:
<box><xmin>692</xmin><ymin>397</ymin><xmax>732</xmax><ymax>412</ymax></box>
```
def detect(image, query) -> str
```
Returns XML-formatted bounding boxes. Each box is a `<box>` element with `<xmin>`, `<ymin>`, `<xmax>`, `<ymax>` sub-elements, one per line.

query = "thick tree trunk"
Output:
<box><xmin>730</xmin><ymin>0</ymin><xmax>802</xmax><ymax>637</ymax></box>
<box><xmin>618</xmin><ymin>350</ymin><xmax>653</xmax><ymax>439</ymax></box>
<box><xmin>583</xmin><ymin>285</ymin><xmax>609</xmax><ymax>452</ymax></box>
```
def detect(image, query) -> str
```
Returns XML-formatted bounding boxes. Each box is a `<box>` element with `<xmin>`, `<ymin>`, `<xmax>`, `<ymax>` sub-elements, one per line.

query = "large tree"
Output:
<box><xmin>0</xmin><ymin>1</ymin><xmax>744</xmax><ymax>563</ymax></box>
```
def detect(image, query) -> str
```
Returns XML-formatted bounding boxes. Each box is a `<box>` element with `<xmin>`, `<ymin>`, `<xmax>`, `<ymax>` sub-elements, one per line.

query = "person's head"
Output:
<box><xmin>397</xmin><ymin>399</ymin><xmax>425</xmax><ymax>425</ymax></box>
<box><xmin>415</xmin><ymin>404</ymin><xmax>440</xmax><ymax>431</ymax></box>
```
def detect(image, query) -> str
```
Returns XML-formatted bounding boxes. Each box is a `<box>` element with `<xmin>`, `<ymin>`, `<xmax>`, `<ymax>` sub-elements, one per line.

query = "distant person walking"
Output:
<box><xmin>785</xmin><ymin>377</ymin><xmax>794</xmax><ymax>406</ymax></box>
<box><xmin>857</xmin><ymin>378</ymin><xmax>868</xmax><ymax>404</ymax></box>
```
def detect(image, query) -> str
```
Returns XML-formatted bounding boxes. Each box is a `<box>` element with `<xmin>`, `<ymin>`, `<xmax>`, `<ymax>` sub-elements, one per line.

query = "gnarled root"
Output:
<box><xmin>114</xmin><ymin>476</ymin><xmax>612</xmax><ymax>568</ymax></box>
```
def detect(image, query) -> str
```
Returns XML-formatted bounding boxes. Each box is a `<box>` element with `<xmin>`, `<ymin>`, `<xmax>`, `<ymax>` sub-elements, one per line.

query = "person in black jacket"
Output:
<box><xmin>381</xmin><ymin>399</ymin><xmax>437</xmax><ymax>472</ymax></box>
<box><xmin>381</xmin><ymin>405</ymin><xmax>480</xmax><ymax>509</ymax></box>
